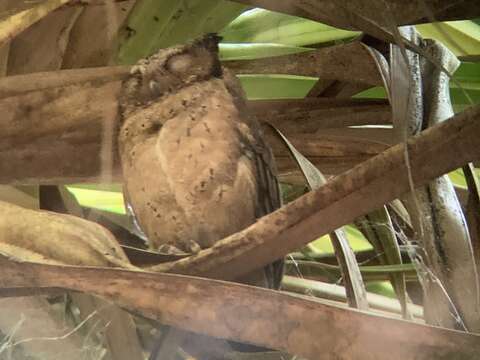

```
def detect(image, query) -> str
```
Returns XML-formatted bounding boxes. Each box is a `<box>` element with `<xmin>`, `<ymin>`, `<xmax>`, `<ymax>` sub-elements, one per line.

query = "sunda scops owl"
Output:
<box><xmin>118</xmin><ymin>34</ymin><xmax>283</xmax><ymax>288</ymax></box>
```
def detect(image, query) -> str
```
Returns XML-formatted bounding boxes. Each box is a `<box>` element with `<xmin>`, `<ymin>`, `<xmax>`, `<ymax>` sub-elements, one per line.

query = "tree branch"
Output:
<box><xmin>228</xmin><ymin>42</ymin><xmax>384</xmax><ymax>86</ymax></box>
<box><xmin>1</xmin><ymin>257</ymin><xmax>479</xmax><ymax>360</ymax></box>
<box><xmin>231</xmin><ymin>0</ymin><xmax>480</xmax><ymax>40</ymax></box>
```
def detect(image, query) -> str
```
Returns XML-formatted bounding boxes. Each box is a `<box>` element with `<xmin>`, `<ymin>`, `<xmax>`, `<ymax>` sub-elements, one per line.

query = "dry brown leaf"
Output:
<box><xmin>390</xmin><ymin>27</ymin><xmax>480</xmax><ymax>331</ymax></box>
<box><xmin>62</xmin><ymin>0</ymin><xmax>136</xmax><ymax>68</ymax></box>
<box><xmin>1</xmin><ymin>258</ymin><xmax>479</xmax><ymax>360</ymax></box>
<box><xmin>0</xmin><ymin>68</ymin><xmax>392</xmax><ymax>184</ymax></box>
<box><xmin>0</xmin><ymin>65</ymin><xmax>129</xmax><ymax>98</ymax></box>
<box><xmin>226</xmin><ymin>42</ymin><xmax>384</xmax><ymax>86</ymax></box>
<box><xmin>253</xmin><ymin>98</ymin><xmax>391</xmax><ymax>129</ymax></box>
<box><xmin>0</xmin><ymin>186</ymin><xmax>38</xmax><ymax>209</ymax></box>
<box><xmin>0</xmin><ymin>296</ymin><xmax>98</xmax><ymax>360</ymax></box>
<box><xmin>0</xmin><ymin>79</ymin><xmax>124</xmax><ymax>184</ymax></box>
<box><xmin>39</xmin><ymin>181</ymin><xmax>144</xmax><ymax>360</ymax></box>
<box><xmin>0</xmin><ymin>200</ymin><xmax>134</xmax><ymax>269</ymax></box>
<box><xmin>0</xmin><ymin>0</ymin><xmax>73</xmax><ymax>46</ymax></box>
<box><xmin>0</xmin><ymin>0</ymin><xmax>16</xmax><ymax>76</ymax></box>
<box><xmin>266</xmin><ymin>124</ymin><xmax>369</xmax><ymax>310</ymax></box>
<box><xmin>231</xmin><ymin>0</ymin><xmax>480</xmax><ymax>42</ymax></box>
<box><xmin>6</xmin><ymin>4</ymin><xmax>80</xmax><ymax>74</ymax></box>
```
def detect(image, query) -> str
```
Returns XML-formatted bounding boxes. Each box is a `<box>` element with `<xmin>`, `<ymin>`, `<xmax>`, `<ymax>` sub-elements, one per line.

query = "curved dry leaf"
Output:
<box><xmin>0</xmin><ymin>0</ymin><xmax>72</xmax><ymax>46</ymax></box>
<box><xmin>354</xmin><ymin>207</ymin><xmax>411</xmax><ymax>319</ymax></box>
<box><xmin>391</xmin><ymin>27</ymin><xmax>480</xmax><ymax>331</ymax></box>
<box><xmin>0</xmin><ymin>1</ymin><xmax>16</xmax><ymax>76</ymax></box>
<box><xmin>304</xmin><ymin>41</ymin><xmax>390</xmax><ymax>100</ymax></box>
<box><xmin>463</xmin><ymin>164</ymin><xmax>480</xmax><ymax>276</ymax></box>
<box><xmin>265</xmin><ymin>124</ymin><xmax>368</xmax><ymax>310</ymax></box>
<box><xmin>6</xmin><ymin>5</ymin><xmax>81</xmax><ymax>75</ymax></box>
<box><xmin>62</xmin><ymin>0</ymin><xmax>136</xmax><ymax>68</ymax></box>
<box><xmin>0</xmin><ymin>200</ymin><xmax>134</xmax><ymax>269</ymax></box>
<box><xmin>38</xmin><ymin>186</ymin><xmax>144</xmax><ymax>360</ymax></box>
<box><xmin>363</xmin><ymin>43</ymin><xmax>391</xmax><ymax>100</ymax></box>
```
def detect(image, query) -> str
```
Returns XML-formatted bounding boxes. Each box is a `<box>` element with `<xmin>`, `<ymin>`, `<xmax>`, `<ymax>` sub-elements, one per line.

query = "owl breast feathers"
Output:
<box><xmin>118</xmin><ymin>35</ymin><xmax>282</xmax><ymax>288</ymax></box>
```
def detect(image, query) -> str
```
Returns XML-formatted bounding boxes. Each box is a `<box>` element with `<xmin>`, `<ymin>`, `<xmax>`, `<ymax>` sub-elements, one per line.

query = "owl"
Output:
<box><xmin>118</xmin><ymin>34</ymin><xmax>283</xmax><ymax>289</ymax></box>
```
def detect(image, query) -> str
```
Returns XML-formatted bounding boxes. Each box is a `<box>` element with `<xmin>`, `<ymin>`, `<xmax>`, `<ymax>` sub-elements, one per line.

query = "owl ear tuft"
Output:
<box><xmin>195</xmin><ymin>33</ymin><xmax>222</xmax><ymax>53</ymax></box>
<box><xmin>189</xmin><ymin>33</ymin><xmax>223</xmax><ymax>78</ymax></box>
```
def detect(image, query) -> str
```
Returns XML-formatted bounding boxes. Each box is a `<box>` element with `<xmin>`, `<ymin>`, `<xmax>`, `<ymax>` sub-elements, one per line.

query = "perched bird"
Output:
<box><xmin>118</xmin><ymin>34</ymin><xmax>283</xmax><ymax>289</ymax></box>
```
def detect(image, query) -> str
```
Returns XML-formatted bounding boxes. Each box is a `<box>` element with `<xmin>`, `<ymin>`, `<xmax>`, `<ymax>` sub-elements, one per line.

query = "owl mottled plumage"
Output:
<box><xmin>118</xmin><ymin>35</ymin><xmax>283</xmax><ymax>288</ymax></box>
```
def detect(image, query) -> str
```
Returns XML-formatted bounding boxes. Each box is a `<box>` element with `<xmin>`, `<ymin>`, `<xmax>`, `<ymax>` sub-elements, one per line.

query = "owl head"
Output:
<box><xmin>124</xmin><ymin>34</ymin><xmax>223</xmax><ymax>105</ymax></box>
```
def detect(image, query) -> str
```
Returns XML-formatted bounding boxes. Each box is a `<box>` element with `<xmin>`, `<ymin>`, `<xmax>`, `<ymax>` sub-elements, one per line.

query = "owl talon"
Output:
<box><xmin>156</xmin><ymin>244</ymin><xmax>186</xmax><ymax>255</ymax></box>
<box><xmin>185</xmin><ymin>240</ymin><xmax>201</xmax><ymax>254</ymax></box>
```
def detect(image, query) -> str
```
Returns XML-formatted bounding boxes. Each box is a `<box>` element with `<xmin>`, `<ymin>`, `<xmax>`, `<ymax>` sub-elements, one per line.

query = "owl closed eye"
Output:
<box><xmin>125</xmin><ymin>34</ymin><xmax>223</xmax><ymax>106</ymax></box>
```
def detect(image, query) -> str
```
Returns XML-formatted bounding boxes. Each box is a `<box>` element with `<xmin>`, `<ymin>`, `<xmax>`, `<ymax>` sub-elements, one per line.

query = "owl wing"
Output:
<box><xmin>224</xmin><ymin>68</ymin><xmax>284</xmax><ymax>289</ymax></box>
<box><xmin>252</xmin><ymin>135</ymin><xmax>285</xmax><ymax>289</ymax></box>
